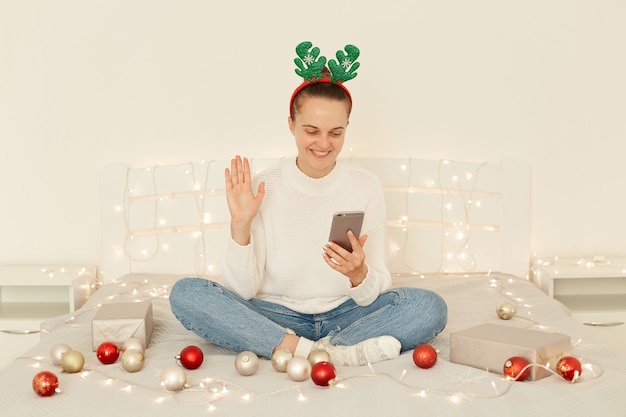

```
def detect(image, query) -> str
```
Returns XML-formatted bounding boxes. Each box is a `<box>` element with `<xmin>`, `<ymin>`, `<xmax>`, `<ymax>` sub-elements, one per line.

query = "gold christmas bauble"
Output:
<box><xmin>121</xmin><ymin>349</ymin><xmax>145</xmax><ymax>373</ymax></box>
<box><xmin>271</xmin><ymin>348</ymin><xmax>293</xmax><ymax>372</ymax></box>
<box><xmin>61</xmin><ymin>349</ymin><xmax>85</xmax><ymax>373</ymax></box>
<box><xmin>307</xmin><ymin>349</ymin><xmax>331</xmax><ymax>366</ymax></box>
<box><xmin>496</xmin><ymin>301</ymin><xmax>517</xmax><ymax>320</ymax></box>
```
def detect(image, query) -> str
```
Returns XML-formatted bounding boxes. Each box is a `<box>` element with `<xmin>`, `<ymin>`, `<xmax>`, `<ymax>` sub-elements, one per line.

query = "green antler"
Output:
<box><xmin>328</xmin><ymin>44</ymin><xmax>360</xmax><ymax>83</ymax></box>
<box><xmin>293</xmin><ymin>41</ymin><xmax>327</xmax><ymax>81</ymax></box>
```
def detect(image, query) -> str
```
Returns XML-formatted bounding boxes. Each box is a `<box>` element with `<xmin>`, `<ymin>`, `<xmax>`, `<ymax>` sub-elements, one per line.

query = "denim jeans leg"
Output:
<box><xmin>320</xmin><ymin>287</ymin><xmax>447</xmax><ymax>352</ymax></box>
<box><xmin>169</xmin><ymin>277</ymin><xmax>292</xmax><ymax>358</ymax></box>
<box><xmin>170</xmin><ymin>278</ymin><xmax>447</xmax><ymax>357</ymax></box>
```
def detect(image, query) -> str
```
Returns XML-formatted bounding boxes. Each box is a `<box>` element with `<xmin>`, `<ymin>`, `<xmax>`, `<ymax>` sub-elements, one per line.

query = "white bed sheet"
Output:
<box><xmin>2</xmin><ymin>273</ymin><xmax>625</xmax><ymax>417</ymax></box>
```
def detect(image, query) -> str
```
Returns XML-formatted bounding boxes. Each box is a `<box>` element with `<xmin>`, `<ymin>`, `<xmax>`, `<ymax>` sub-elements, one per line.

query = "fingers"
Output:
<box><xmin>235</xmin><ymin>155</ymin><xmax>244</xmax><ymax>184</ymax></box>
<box><xmin>224</xmin><ymin>167</ymin><xmax>232</xmax><ymax>188</ymax></box>
<box><xmin>323</xmin><ymin>240</ymin><xmax>368</xmax><ymax>287</ymax></box>
<box><xmin>242</xmin><ymin>156</ymin><xmax>252</xmax><ymax>183</ymax></box>
<box><xmin>257</xmin><ymin>181</ymin><xmax>266</xmax><ymax>198</ymax></box>
<box><xmin>226</xmin><ymin>155</ymin><xmax>253</xmax><ymax>186</ymax></box>
<box><xmin>322</xmin><ymin>246</ymin><xmax>342</xmax><ymax>269</ymax></box>
<box><xmin>347</xmin><ymin>230</ymin><xmax>367</xmax><ymax>250</ymax></box>
<box><xmin>323</xmin><ymin>238</ymin><xmax>365</xmax><ymax>270</ymax></box>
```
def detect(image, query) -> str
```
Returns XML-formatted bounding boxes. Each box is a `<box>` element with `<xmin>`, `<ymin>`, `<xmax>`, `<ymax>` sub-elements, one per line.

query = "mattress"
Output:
<box><xmin>2</xmin><ymin>272</ymin><xmax>625</xmax><ymax>417</ymax></box>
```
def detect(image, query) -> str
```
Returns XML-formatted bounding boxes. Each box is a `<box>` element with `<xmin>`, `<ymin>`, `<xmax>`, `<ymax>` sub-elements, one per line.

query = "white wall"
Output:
<box><xmin>1</xmin><ymin>0</ymin><xmax>625</xmax><ymax>267</ymax></box>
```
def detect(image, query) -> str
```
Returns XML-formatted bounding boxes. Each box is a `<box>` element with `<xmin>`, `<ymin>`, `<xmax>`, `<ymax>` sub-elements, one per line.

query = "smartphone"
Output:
<box><xmin>328</xmin><ymin>211</ymin><xmax>365</xmax><ymax>252</ymax></box>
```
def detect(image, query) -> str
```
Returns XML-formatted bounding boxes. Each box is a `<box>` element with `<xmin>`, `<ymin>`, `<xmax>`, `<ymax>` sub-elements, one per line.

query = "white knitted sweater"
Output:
<box><xmin>222</xmin><ymin>157</ymin><xmax>391</xmax><ymax>314</ymax></box>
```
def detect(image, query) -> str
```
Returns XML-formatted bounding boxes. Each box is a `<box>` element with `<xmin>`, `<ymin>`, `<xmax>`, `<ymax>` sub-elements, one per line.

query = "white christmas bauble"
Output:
<box><xmin>234</xmin><ymin>351</ymin><xmax>259</xmax><ymax>376</ymax></box>
<box><xmin>122</xmin><ymin>337</ymin><xmax>145</xmax><ymax>354</ymax></box>
<box><xmin>286</xmin><ymin>356</ymin><xmax>312</xmax><ymax>382</ymax></box>
<box><xmin>160</xmin><ymin>365</ymin><xmax>187</xmax><ymax>391</ymax></box>
<box><xmin>50</xmin><ymin>343</ymin><xmax>72</xmax><ymax>366</ymax></box>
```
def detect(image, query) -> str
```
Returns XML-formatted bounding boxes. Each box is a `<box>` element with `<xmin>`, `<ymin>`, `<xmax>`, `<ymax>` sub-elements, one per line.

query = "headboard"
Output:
<box><xmin>100</xmin><ymin>157</ymin><xmax>530</xmax><ymax>283</ymax></box>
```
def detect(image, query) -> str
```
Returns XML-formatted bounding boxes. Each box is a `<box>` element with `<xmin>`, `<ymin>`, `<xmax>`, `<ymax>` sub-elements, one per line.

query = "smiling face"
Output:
<box><xmin>288</xmin><ymin>96</ymin><xmax>350</xmax><ymax>178</ymax></box>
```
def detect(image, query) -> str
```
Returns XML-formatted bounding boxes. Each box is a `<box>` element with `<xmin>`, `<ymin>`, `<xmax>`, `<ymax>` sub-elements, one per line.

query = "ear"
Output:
<box><xmin>288</xmin><ymin>116</ymin><xmax>295</xmax><ymax>135</ymax></box>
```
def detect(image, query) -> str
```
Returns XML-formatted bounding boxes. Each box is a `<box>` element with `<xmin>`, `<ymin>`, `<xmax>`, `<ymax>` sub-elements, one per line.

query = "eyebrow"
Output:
<box><xmin>302</xmin><ymin>124</ymin><xmax>345</xmax><ymax>131</ymax></box>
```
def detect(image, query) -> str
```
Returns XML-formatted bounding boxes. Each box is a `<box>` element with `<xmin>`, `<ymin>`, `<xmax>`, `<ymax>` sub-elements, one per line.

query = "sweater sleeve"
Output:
<box><xmin>221</xmin><ymin>214</ymin><xmax>266</xmax><ymax>300</ymax></box>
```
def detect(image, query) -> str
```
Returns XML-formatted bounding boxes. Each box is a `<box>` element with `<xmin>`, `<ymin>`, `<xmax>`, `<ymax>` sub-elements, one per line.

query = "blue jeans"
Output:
<box><xmin>169</xmin><ymin>277</ymin><xmax>447</xmax><ymax>359</ymax></box>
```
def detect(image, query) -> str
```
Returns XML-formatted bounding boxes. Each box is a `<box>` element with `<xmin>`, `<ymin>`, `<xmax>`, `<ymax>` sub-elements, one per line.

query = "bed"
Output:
<box><xmin>1</xmin><ymin>157</ymin><xmax>625</xmax><ymax>417</ymax></box>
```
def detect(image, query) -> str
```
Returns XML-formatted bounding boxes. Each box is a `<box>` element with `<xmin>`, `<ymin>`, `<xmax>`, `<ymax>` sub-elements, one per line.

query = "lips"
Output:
<box><xmin>311</xmin><ymin>150</ymin><xmax>330</xmax><ymax>157</ymax></box>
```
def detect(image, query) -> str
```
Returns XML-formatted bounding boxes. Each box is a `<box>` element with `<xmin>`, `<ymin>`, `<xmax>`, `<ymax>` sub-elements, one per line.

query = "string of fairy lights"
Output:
<box><xmin>16</xmin><ymin>158</ymin><xmax>615</xmax><ymax>409</ymax></box>
<box><xmin>433</xmin><ymin>159</ymin><xmax>489</xmax><ymax>273</ymax></box>
<box><xmin>117</xmin><ymin>158</ymin><xmax>503</xmax><ymax>279</ymax></box>
<box><xmin>532</xmin><ymin>255</ymin><xmax>626</xmax><ymax>274</ymax></box>
<box><xmin>18</xmin><ymin>272</ymin><xmax>605</xmax><ymax>411</ymax></box>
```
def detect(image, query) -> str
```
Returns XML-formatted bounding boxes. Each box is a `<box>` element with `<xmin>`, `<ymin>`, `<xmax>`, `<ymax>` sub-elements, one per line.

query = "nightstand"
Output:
<box><xmin>0</xmin><ymin>265</ymin><xmax>97</xmax><ymax>369</ymax></box>
<box><xmin>531</xmin><ymin>257</ymin><xmax>626</xmax><ymax>354</ymax></box>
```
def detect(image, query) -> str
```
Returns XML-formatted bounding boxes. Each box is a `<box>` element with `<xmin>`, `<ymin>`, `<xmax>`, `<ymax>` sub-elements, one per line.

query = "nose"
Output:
<box><xmin>319</xmin><ymin>134</ymin><xmax>332</xmax><ymax>148</ymax></box>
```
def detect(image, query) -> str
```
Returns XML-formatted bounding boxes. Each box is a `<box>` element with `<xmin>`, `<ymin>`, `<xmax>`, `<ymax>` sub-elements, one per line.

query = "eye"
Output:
<box><xmin>306</xmin><ymin>130</ymin><xmax>318</xmax><ymax>136</ymax></box>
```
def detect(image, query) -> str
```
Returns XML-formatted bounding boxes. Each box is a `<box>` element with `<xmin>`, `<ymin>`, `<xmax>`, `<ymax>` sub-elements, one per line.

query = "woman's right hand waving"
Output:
<box><xmin>224</xmin><ymin>155</ymin><xmax>265</xmax><ymax>245</ymax></box>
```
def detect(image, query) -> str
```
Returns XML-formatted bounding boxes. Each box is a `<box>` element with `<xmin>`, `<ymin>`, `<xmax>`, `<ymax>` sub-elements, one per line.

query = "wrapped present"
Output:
<box><xmin>450</xmin><ymin>323</ymin><xmax>571</xmax><ymax>380</ymax></box>
<box><xmin>91</xmin><ymin>301</ymin><xmax>153</xmax><ymax>351</ymax></box>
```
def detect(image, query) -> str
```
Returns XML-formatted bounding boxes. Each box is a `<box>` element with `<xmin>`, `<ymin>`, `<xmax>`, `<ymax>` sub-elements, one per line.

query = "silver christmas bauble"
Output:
<box><xmin>234</xmin><ymin>351</ymin><xmax>259</xmax><ymax>376</ymax></box>
<box><xmin>496</xmin><ymin>301</ymin><xmax>517</xmax><ymax>320</ymax></box>
<box><xmin>122</xmin><ymin>337</ymin><xmax>145</xmax><ymax>354</ymax></box>
<box><xmin>160</xmin><ymin>365</ymin><xmax>187</xmax><ymax>391</ymax></box>
<box><xmin>121</xmin><ymin>349</ymin><xmax>145</xmax><ymax>373</ymax></box>
<box><xmin>286</xmin><ymin>356</ymin><xmax>312</xmax><ymax>382</ymax></box>
<box><xmin>50</xmin><ymin>343</ymin><xmax>72</xmax><ymax>366</ymax></box>
<box><xmin>271</xmin><ymin>348</ymin><xmax>293</xmax><ymax>372</ymax></box>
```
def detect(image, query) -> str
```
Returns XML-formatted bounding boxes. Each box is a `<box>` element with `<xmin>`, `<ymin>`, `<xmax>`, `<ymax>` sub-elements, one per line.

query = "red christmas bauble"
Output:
<box><xmin>177</xmin><ymin>345</ymin><xmax>204</xmax><ymax>370</ymax></box>
<box><xmin>556</xmin><ymin>356</ymin><xmax>582</xmax><ymax>382</ymax></box>
<box><xmin>310</xmin><ymin>361</ymin><xmax>336</xmax><ymax>387</ymax></box>
<box><xmin>412</xmin><ymin>344</ymin><xmax>438</xmax><ymax>369</ymax></box>
<box><xmin>32</xmin><ymin>371</ymin><xmax>59</xmax><ymax>397</ymax></box>
<box><xmin>503</xmin><ymin>356</ymin><xmax>530</xmax><ymax>381</ymax></box>
<box><xmin>97</xmin><ymin>341</ymin><xmax>120</xmax><ymax>365</ymax></box>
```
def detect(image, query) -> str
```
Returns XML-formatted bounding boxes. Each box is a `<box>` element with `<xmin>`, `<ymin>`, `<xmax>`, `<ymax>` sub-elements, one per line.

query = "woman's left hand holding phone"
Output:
<box><xmin>323</xmin><ymin>231</ymin><xmax>369</xmax><ymax>287</ymax></box>
<box><xmin>225</xmin><ymin>155</ymin><xmax>265</xmax><ymax>245</ymax></box>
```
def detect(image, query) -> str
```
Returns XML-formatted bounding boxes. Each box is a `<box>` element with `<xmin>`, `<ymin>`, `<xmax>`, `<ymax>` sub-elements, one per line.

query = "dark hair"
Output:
<box><xmin>290</xmin><ymin>82</ymin><xmax>352</xmax><ymax>120</ymax></box>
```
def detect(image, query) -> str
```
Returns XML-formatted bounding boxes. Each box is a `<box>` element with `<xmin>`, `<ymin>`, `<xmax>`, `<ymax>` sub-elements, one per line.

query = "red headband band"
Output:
<box><xmin>288</xmin><ymin>78</ymin><xmax>353</xmax><ymax>118</ymax></box>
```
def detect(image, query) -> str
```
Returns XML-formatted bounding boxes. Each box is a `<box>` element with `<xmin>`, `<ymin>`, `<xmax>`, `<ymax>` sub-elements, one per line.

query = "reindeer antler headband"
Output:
<box><xmin>289</xmin><ymin>41</ymin><xmax>360</xmax><ymax>117</ymax></box>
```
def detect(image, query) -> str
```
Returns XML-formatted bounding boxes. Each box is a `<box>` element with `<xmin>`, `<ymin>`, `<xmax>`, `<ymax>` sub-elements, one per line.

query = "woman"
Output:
<box><xmin>169</xmin><ymin>42</ymin><xmax>447</xmax><ymax>366</ymax></box>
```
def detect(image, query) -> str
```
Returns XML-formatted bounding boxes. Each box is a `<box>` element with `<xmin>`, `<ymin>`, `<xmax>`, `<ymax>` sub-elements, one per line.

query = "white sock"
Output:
<box><xmin>313</xmin><ymin>336</ymin><xmax>401</xmax><ymax>366</ymax></box>
<box><xmin>293</xmin><ymin>337</ymin><xmax>316</xmax><ymax>358</ymax></box>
